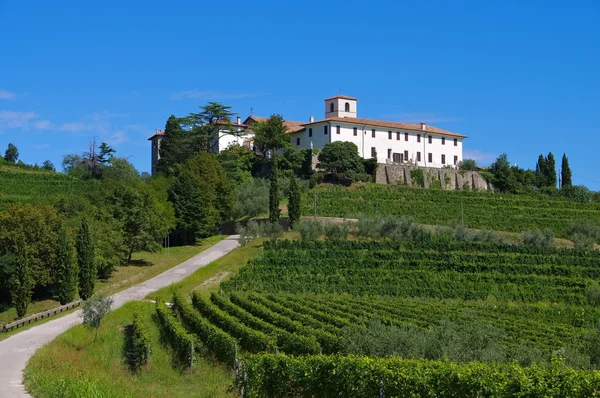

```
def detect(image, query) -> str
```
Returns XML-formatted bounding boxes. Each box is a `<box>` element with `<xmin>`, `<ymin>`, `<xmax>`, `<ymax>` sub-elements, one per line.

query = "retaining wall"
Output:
<box><xmin>375</xmin><ymin>164</ymin><xmax>491</xmax><ymax>191</ymax></box>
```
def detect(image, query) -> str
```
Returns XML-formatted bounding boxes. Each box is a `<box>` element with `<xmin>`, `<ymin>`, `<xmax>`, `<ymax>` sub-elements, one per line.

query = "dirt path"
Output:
<box><xmin>0</xmin><ymin>235</ymin><xmax>240</xmax><ymax>398</ymax></box>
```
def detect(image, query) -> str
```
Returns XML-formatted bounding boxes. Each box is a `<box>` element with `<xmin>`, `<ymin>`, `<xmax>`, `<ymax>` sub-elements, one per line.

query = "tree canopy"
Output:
<box><xmin>252</xmin><ymin>114</ymin><xmax>290</xmax><ymax>159</ymax></box>
<box><xmin>4</xmin><ymin>143</ymin><xmax>19</xmax><ymax>163</ymax></box>
<box><xmin>317</xmin><ymin>141</ymin><xmax>365</xmax><ymax>182</ymax></box>
<box><xmin>169</xmin><ymin>152</ymin><xmax>235</xmax><ymax>244</ymax></box>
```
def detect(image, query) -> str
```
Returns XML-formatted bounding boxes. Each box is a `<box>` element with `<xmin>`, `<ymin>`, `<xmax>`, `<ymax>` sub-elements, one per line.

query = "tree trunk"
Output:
<box><xmin>127</xmin><ymin>245</ymin><xmax>134</xmax><ymax>265</ymax></box>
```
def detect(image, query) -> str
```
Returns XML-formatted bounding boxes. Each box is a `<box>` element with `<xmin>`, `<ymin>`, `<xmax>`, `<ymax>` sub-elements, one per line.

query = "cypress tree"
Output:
<box><xmin>77</xmin><ymin>219</ymin><xmax>96</xmax><ymax>300</ymax></box>
<box><xmin>10</xmin><ymin>240</ymin><xmax>33</xmax><ymax>318</ymax></box>
<box><xmin>287</xmin><ymin>176</ymin><xmax>301</xmax><ymax>228</ymax></box>
<box><xmin>54</xmin><ymin>227</ymin><xmax>79</xmax><ymax>304</ymax></box>
<box><xmin>535</xmin><ymin>154</ymin><xmax>548</xmax><ymax>188</ymax></box>
<box><xmin>546</xmin><ymin>152</ymin><xmax>557</xmax><ymax>189</ymax></box>
<box><xmin>156</xmin><ymin>115</ymin><xmax>187</xmax><ymax>175</ymax></box>
<box><xmin>269</xmin><ymin>166</ymin><xmax>281</xmax><ymax>224</ymax></box>
<box><xmin>561</xmin><ymin>153</ymin><xmax>572</xmax><ymax>188</ymax></box>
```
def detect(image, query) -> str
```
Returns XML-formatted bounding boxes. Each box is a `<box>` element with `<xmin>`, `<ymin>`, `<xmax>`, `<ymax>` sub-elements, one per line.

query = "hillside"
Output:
<box><xmin>302</xmin><ymin>184</ymin><xmax>600</xmax><ymax>237</ymax></box>
<box><xmin>0</xmin><ymin>165</ymin><xmax>89</xmax><ymax>209</ymax></box>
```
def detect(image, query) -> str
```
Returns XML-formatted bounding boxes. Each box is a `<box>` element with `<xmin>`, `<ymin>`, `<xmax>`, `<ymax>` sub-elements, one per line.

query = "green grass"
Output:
<box><xmin>148</xmin><ymin>237</ymin><xmax>266</xmax><ymax>302</ymax></box>
<box><xmin>0</xmin><ymin>236</ymin><xmax>225</xmax><ymax>341</ymax></box>
<box><xmin>24</xmin><ymin>301</ymin><xmax>234</xmax><ymax>398</ymax></box>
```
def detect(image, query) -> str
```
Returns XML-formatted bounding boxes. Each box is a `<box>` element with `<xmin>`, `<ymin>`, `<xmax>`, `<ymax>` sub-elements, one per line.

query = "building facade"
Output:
<box><xmin>149</xmin><ymin>95</ymin><xmax>466</xmax><ymax>174</ymax></box>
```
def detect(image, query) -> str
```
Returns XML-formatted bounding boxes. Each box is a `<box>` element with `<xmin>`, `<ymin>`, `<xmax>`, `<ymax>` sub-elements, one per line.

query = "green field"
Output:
<box><xmin>302</xmin><ymin>184</ymin><xmax>600</xmax><ymax>236</ymax></box>
<box><xmin>0</xmin><ymin>166</ymin><xmax>90</xmax><ymax>209</ymax></box>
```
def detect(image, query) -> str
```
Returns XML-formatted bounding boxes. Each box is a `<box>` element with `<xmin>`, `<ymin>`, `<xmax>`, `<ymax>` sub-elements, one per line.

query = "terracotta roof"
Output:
<box><xmin>214</xmin><ymin>120</ymin><xmax>248</xmax><ymax>128</ymax></box>
<box><xmin>148</xmin><ymin>129</ymin><xmax>164</xmax><ymax>140</ymax></box>
<box><xmin>324</xmin><ymin>95</ymin><xmax>358</xmax><ymax>101</ymax></box>
<box><xmin>243</xmin><ymin>116</ymin><xmax>306</xmax><ymax>134</ymax></box>
<box><xmin>303</xmin><ymin>117</ymin><xmax>466</xmax><ymax>138</ymax></box>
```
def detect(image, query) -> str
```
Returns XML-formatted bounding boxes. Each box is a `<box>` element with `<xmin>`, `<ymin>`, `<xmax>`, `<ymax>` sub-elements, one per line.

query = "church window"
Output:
<box><xmin>353</xmin><ymin>127</ymin><xmax>357</xmax><ymax>136</ymax></box>
<box><xmin>330</xmin><ymin>103</ymin><xmax>334</xmax><ymax>113</ymax></box>
<box><xmin>296</xmin><ymin>137</ymin><xmax>300</xmax><ymax>145</ymax></box>
<box><xmin>372</xmin><ymin>129</ymin><xmax>376</xmax><ymax>138</ymax></box>
<box><xmin>345</xmin><ymin>102</ymin><xmax>350</xmax><ymax>112</ymax></box>
<box><xmin>324</xmin><ymin>125</ymin><xmax>328</xmax><ymax>135</ymax></box>
<box><xmin>309</xmin><ymin>128</ymin><xmax>312</xmax><ymax>137</ymax></box>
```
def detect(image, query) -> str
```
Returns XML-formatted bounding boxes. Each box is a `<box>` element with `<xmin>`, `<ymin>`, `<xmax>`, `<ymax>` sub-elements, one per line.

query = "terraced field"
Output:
<box><xmin>152</xmin><ymin>238</ymin><xmax>600</xmax><ymax>396</ymax></box>
<box><xmin>0</xmin><ymin>167</ymin><xmax>90</xmax><ymax>208</ymax></box>
<box><xmin>302</xmin><ymin>184</ymin><xmax>600</xmax><ymax>236</ymax></box>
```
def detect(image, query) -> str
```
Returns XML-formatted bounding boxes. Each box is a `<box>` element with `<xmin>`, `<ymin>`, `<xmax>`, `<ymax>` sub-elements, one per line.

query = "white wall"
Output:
<box><xmin>294</xmin><ymin>122</ymin><xmax>463</xmax><ymax>168</ymax></box>
<box><xmin>288</xmin><ymin>122</ymin><xmax>331</xmax><ymax>151</ymax></box>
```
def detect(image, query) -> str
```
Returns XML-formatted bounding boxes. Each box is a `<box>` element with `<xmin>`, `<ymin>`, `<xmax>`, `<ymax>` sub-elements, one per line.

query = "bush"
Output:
<box><xmin>355</xmin><ymin>215</ymin><xmax>384</xmax><ymax>239</ymax></box>
<box><xmin>521</xmin><ymin>229</ymin><xmax>554</xmax><ymax>248</ymax></box>
<box><xmin>410</xmin><ymin>169</ymin><xmax>425</xmax><ymax>187</ymax></box>
<box><xmin>82</xmin><ymin>292</ymin><xmax>113</xmax><ymax>341</ymax></box>
<box><xmin>455</xmin><ymin>225</ymin><xmax>502</xmax><ymax>243</ymax></box>
<box><xmin>324</xmin><ymin>221</ymin><xmax>351</xmax><ymax>241</ymax></box>
<box><xmin>263</xmin><ymin>222</ymin><xmax>283</xmax><ymax>241</ymax></box>
<box><xmin>458</xmin><ymin>159</ymin><xmax>477</xmax><ymax>171</ymax></box>
<box><xmin>378</xmin><ymin>216</ymin><xmax>429</xmax><ymax>242</ymax></box>
<box><xmin>587</xmin><ymin>282</ymin><xmax>600</xmax><ymax>306</ymax></box>
<box><xmin>236</xmin><ymin>220</ymin><xmax>263</xmax><ymax>246</ymax></box>
<box><xmin>296</xmin><ymin>219</ymin><xmax>324</xmax><ymax>241</ymax></box>
<box><xmin>567</xmin><ymin>220</ymin><xmax>600</xmax><ymax>249</ymax></box>
<box><xmin>309</xmin><ymin>172</ymin><xmax>325</xmax><ymax>189</ymax></box>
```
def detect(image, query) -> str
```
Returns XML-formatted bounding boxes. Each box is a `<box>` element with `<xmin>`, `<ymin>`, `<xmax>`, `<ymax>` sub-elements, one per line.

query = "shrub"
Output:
<box><xmin>309</xmin><ymin>172</ymin><xmax>325</xmax><ymax>189</ymax></box>
<box><xmin>296</xmin><ymin>219</ymin><xmax>324</xmax><ymax>241</ymax></box>
<box><xmin>455</xmin><ymin>225</ymin><xmax>502</xmax><ymax>243</ymax></box>
<box><xmin>587</xmin><ymin>282</ymin><xmax>600</xmax><ymax>306</ymax></box>
<box><xmin>567</xmin><ymin>220</ymin><xmax>600</xmax><ymax>249</ymax></box>
<box><xmin>324</xmin><ymin>221</ymin><xmax>351</xmax><ymax>241</ymax></box>
<box><xmin>355</xmin><ymin>215</ymin><xmax>384</xmax><ymax>239</ymax></box>
<box><xmin>263</xmin><ymin>222</ymin><xmax>283</xmax><ymax>241</ymax></box>
<box><xmin>410</xmin><ymin>169</ymin><xmax>425</xmax><ymax>187</ymax></box>
<box><xmin>378</xmin><ymin>216</ymin><xmax>429</xmax><ymax>242</ymax></box>
<box><xmin>82</xmin><ymin>292</ymin><xmax>113</xmax><ymax>341</ymax></box>
<box><xmin>521</xmin><ymin>229</ymin><xmax>554</xmax><ymax>248</ymax></box>
<box><xmin>236</xmin><ymin>220</ymin><xmax>263</xmax><ymax>246</ymax></box>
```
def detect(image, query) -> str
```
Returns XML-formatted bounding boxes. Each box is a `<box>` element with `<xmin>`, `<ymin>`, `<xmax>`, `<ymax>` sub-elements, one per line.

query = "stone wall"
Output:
<box><xmin>375</xmin><ymin>164</ymin><xmax>491</xmax><ymax>191</ymax></box>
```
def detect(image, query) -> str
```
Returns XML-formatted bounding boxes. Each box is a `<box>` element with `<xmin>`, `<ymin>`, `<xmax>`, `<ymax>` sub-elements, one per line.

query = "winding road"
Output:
<box><xmin>0</xmin><ymin>235</ymin><xmax>240</xmax><ymax>398</ymax></box>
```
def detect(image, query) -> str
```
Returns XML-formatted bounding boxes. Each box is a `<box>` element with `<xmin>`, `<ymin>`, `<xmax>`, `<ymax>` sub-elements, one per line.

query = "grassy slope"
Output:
<box><xmin>24</xmin><ymin>301</ymin><xmax>234</xmax><ymax>398</ymax></box>
<box><xmin>24</xmin><ymin>236</ymin><xmax>271</xmax><ymax>398</ymax></box>
<box><xmin>0</xmin><ymin>236</ymin><xmax>225</xmax><ymax>341</ymax></box>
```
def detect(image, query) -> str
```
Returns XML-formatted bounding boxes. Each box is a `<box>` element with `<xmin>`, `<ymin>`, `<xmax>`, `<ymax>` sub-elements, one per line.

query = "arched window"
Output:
<box><xmin>330</xmin><ymin>103</ymin><xmax>334</xmax><ymax>112</ymax></box>
<box><xmin>345</xmin><ymin>102</ymin><xmax>350</xmax><ymax>112</ymax></box>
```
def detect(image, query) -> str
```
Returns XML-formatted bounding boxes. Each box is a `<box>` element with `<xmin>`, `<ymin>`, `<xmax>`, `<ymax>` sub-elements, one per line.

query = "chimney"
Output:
<box><xmin>156</xmin><ymin>128</ymin><xmax>160</xmax><ymax>134</ymax></box>
<box><xmin>237</xmin><ymin>116</ymin><xmax>241</xmax><ymax>125</ymax></box>
<box><xmin>309</xmin><ymin>116</ymin><xmax>314</xmax><ymax>123</ymax></box>
<box><xmin>420</xmin><ymin>122</ymin><xmax>426</xmax><ymax>131</ymax></box>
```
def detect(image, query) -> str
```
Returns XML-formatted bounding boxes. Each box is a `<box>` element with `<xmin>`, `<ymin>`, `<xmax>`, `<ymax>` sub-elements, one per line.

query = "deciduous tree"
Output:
<box><xmin>317</xmin><ymin>141</ymin><xmax>364</xmax><ymax>181</ymax></box>
<box><xmin>169</xmin><ymin>152</ymin><xmax>234</xmax><ymax>244</ymax></box>
<box><xmin>4</xmin><ymin>143</ymin><xmax>19</xmax><ymax>163</ymax></box>
<box><xmin>252</xmin><ymin>114</ymin><xmax>290</xmax><ymax>159</ymax></box>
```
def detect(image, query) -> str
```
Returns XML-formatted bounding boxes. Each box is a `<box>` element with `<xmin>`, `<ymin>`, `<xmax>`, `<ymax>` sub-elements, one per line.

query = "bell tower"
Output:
<box><xmin>324</xmin><ymin>95</ymin><xmax>357</xmax><ymax>118</ymax></box>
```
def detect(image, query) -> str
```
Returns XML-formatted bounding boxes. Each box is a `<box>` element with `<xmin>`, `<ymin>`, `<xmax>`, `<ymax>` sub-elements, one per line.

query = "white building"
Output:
<box><xmin>149</xmin><ymin>95</ymin><xmax>466</xmax><ymax>174</ymax></box>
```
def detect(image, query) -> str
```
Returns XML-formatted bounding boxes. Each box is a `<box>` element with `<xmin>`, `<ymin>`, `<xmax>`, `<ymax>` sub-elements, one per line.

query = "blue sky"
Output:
<box><xmin>0</xmin><ymin>1</ymin><xmax>599</xmax><ymax>188</ymax></box>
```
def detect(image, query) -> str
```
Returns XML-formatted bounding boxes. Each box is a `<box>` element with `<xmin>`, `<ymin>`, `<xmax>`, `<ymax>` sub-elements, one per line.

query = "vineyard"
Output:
<box><xmin>156</xmin><ymin>286</ymin><xmax>600</xmax><ymax>396</ymax></box>
<box><xmin>301</xmin><ymin>184</ymin><xmax>600</xmax><ymax>236</ymax></box>
<box><xmin>0</xmin><ymin>166</ymin><xmax>90</xmax><ymax>208</ymax></box>
<box><xmin>223</xmin><ymin>240</ymin><xmax>600</xmax><ymax>305</ymax></box>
